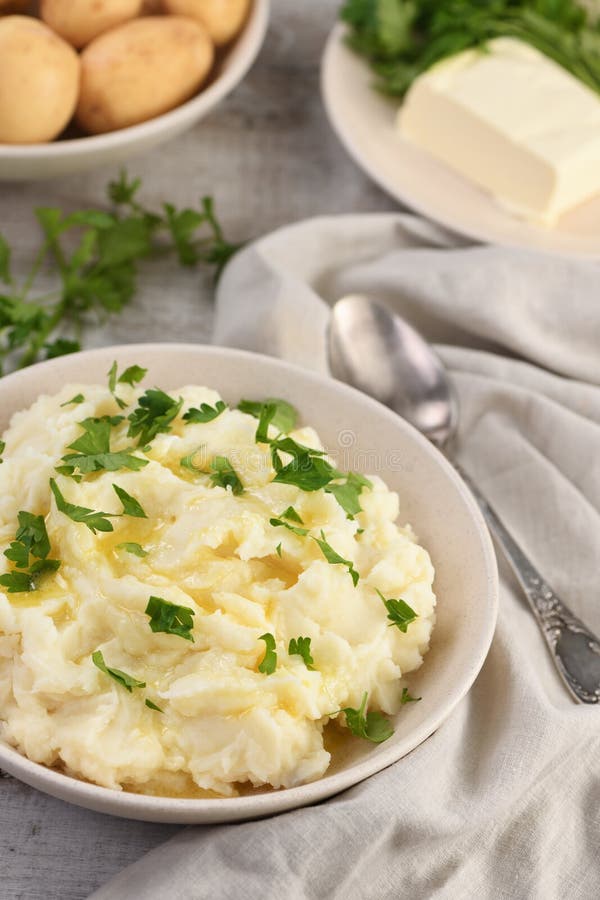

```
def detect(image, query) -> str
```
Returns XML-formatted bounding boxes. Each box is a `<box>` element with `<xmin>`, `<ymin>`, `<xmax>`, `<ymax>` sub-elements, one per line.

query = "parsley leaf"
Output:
<box><xmin>238</xmin><ymin>398</ymin><xmax>297</xmax><ymax>434</ymax></box>
<box><xmin>116</xmin><ymin>542</ymin><xmax>148</xmax><ymax>558</ymax></box>
<box><xmin>108</xmin><ymin>362</ymin><xmax>148</xmax><ymax>409</ymax></box>
<box><xmin>401</xmin><ymin>687</ymin><xmax>421</xmax><ymax>704</ymax></box>
<box><xmin>209</xmin><ymin>456</ymin><xmax>244</xmax><ymax>495</ymax></box>
<box><xmin>258</xmin><ymin>633</ymin><xmax>277</xmax><ymax>675</ymax></box>
<box><xmin>275</xmin><ymin>542</ymin><xmax>282</xmax><ymax>558</ymax></box>
<box><xmin>183</xmin><ymin>400</ymin><xmax>227</xmax><ymax>424</ymax></box>
<box><xmin>145</xmin><ymin>698</ymin><xmax>164</xmax><ymax>712</ymax></box>
<box><xmin>341</xmin><ymin>692</ymin><xmax>394</xmax><ymax>743</ymax></box>
<box><xmin>112</xmin><ymin>484</ymin><xmax>147</xmax><ymax>518</ymax></box>
<box><xmin>326</xmin><ymin>472</ymin><xmax>373</xmax><ymax>518</ymax></box>
<box><xmin>60</xmin><ymin>417</ymin><xmax>148</xmax><ymax>476</ymax></box>
<box><xmin>0</xmin><ymin>439</ymin><xmax>5</xmax><ymax>462</ymax></box>
<box><xmin>377</xmin><ymin>590</ymin><xmax>418</xmax><ymax>633</ymax></box>
<box><xmin>270</xmin><ymin>506</ymin><xmax>309</xmax><ymax>536</ymax></box>
<box><xmin>60</xmin><ymin>394</ymin><xmax>85</xmax><ymax>407</ymax></box>
<box><xmin>127</xmin><ymin>388</ymin><xmax>183</xmax><ymax>446</ymax></box>
<box><xmin>180</xmin><ymin>447</ymin><xmax>205</xmax><ymax>473</ymax></box>
<box><xmin>145</xmin><ymin>595</ymin><xmax>195</xmax><ymax>642</ymax></box>
<box><xmin>92</xmin><ymin>650</ymin><xmax>146</xmax><ymax>692</ymax></box>
<box><xmin>313</xmin><ymin>531</ymin><xmax>360</xmax><ymax>586</ymax></box>
<box><xmin>50</xmin><ymin>478</ymin><xmax>115</xmax><ymax>534</ymax></box>
<box><xmin>288</xmin><ymin>636</ymin><xmax>315</xmax><ymax>669</ymax></box>
<box><xmin>271</xmin><ymin>437</ymin><xmax>342</xmax><ymax>492</ymax></box>
<box><xmin>0</xmin><ymin>511</ymin><xmax>60</xmax><ymax>593</ymax></box>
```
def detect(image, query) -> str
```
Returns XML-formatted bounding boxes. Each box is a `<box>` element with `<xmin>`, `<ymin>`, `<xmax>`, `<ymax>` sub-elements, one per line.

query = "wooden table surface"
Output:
<box><xmin>0</xmin><ymin>2</ymin><xmax>396</xmax><ymax>897</ymax></box>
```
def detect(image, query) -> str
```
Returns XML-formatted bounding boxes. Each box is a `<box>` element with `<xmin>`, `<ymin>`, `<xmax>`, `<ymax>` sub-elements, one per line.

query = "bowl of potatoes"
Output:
<box><xmin>0</xmin><ymin>0</ymin><xmax>270</xmax><ymax>180</ymax></box>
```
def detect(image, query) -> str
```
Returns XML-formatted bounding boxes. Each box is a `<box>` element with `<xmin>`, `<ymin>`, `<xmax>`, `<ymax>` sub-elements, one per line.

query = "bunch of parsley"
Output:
<box><xmin>0</xmin><ymin>172</ymin><xmax>241</xmax><ymax>374</ymax></box>
<box><xmin>341</xmin><ymin>0</ymin><xmax>600</xmax><ymax>97</ymax></box>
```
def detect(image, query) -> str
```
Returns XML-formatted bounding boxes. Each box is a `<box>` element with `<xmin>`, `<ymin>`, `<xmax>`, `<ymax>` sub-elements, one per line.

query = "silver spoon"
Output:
<box><xmin>328</xmin><ymin>294</ymin><xmax>600</xmax><ymax>704</ymax></box>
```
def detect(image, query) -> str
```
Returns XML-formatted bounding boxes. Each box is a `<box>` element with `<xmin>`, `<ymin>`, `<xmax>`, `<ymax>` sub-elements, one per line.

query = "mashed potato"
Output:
<box><xmin>0</xmin><ymin>374</ymin><xmax>436</xmax><ymax>796</ymax></box>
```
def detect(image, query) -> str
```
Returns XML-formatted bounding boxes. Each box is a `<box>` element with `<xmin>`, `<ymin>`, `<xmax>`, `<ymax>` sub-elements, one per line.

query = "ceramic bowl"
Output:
<box><xmin>0</xmin><ymin>0</ymin><xmax>270</xmax><ymax>181</ymax></box>
<box><xmin>0</xmin><ymin>343</ymin><xmax>498</xmax><ymax>822</ymax></box>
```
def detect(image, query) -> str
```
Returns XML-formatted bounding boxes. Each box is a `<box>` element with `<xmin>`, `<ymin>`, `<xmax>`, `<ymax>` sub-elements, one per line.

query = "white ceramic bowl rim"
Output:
<box><xmin>0</xmin><ymin>0</ymin><xmax>270</xmax><ymax>160</ymax></box>
<box><xmin>0</xmin><ymin>344</ymin><xmax>498</xmax><ymax>822</ymax></box>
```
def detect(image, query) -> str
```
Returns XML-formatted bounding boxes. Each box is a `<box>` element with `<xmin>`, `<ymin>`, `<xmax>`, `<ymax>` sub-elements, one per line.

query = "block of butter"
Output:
<box><xmin>397</xmin><ymin>37</ymin><xmax>600</xmax><ymax>225</ymax></box>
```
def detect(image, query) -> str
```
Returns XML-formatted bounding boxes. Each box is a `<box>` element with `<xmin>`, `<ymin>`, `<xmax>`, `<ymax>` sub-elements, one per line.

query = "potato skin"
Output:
<box><xmin>0</xmin><ymin>16</ymin><xmax>80</xmax><ymax>144</ymax></box>
<box><xmin>40</xmin><ymin>0</ymin><xmax>143</xmax><ymax>49</ymax></box>
<box><xmin>76</xmin><ymin>16</ymin><xmax>214</xmax><ymax>134</ymax></box>
<box><xmin>162</xmin><ymin>0</ymin><xmax>250</xmax><ymax>46</ymax></box>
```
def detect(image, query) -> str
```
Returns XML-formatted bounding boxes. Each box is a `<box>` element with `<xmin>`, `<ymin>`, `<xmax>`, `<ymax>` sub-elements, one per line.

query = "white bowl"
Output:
<box><xmin>0</xmin><ymin>1</ymin><xmax>270</xmax><ymax>181</ymax></box>
<box><xmin>0</xmin><ymin>344</ymin><xmax>498</xmax><ymax>823</ymax></box>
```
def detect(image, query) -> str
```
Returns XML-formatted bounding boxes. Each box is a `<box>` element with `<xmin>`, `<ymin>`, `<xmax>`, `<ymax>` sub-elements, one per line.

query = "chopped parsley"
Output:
<box><xmin>314</xmin><ymin>531</ymin><xmax>360</xmax><ymax>586</ymax></box>
<box><xmin>180</xmin><ymin>446</ymin><xmax>205</xmax><ymax>473</ymax></box>
<box><xmin>116</xmin><ymin>542</ymin><xmax>148</xmax><ymax>558</ymax></box>
<box><xmin>269</xmin><ymin>506</ymin><xmax>309</xmax><ymax>536</ymax></box>
<box><xmin>127</xmin><ymin>387</ymin><xmax>183</xmax><ymax>446</ymax></box>
<box><xmin>275</xmin><ymin>542</ymin><xmax>282</xmax><ymax>558</ymax></box>
<box><xmin>0</xmin><ymin>511</ymin><xmax>60</xmax><ymax>593</ymax></box>
<box><xmin>183</xmin><ymin>400</ymin><xmax>227</xmax><ymax>424</ymax></box>
<box><xmin>340</xmin><ymin>692</ymin><xmax>394</xmax><ymax>743</ymax></box>
<box><xmin>0</xmin><ymin>439</ymin><xmax>4</xmax><ymax>463</ymax></box>
<box><xmin>377</xmin><ymin>590</ymin><xmax>418</xmax><ymax>633</ymax></box>
<box><xmin>60</xmin><ymin>393</ymin><xmax>85</xmax><ymax>407</ymax></box>
<box><xmin>108</xmin><ymin>362</ymin><xmax>147</xmax><ymax>409</ymax></box>
<box><xmin>271</xmin><ymin>437</ymin><xmax>342</xmax><ymax>492</ymax></box>
<box><xmin>238</xmin><ymin>398</ymin><xmax>297</xmax><ymax>435</ymax></box>
<box><xmin>92</xmin><ymin>650</ymin><xmax>146</xmax><ymax>692</ymax></box>
<box><xmin>59</xmin><ymin>416</ymin><xmax>148</xmax><ymax>476</ymax></box>
<box><xmin>50</xmin><ymin>478</ymin><xmax>115</xmax><ymax>534</ymax></box>
<box><xmin>145</xmin><ymin>595</ymin><xmax>195</xmax><ymax>642</ymax></box>
<box><xmin>258</xmin><ymin>633</ymin><xmax>277</xmax><ymax>675</ymax></box>
<box><xmin>112</xmin><ymin>484</ymin><xmax>147</xmax><ymax>518</ymax></box>
<box><xmin>145</xmin><ymin>698</ymin><xmax>164</xmax><ymax>712</ymax></box>
<box><xmin>325</xmin><ymin>472</ymin><xmax>373</xmax><ymax>518</ymax></box>
<box><xmin>288</xmin><ymin>636</ymin><xmax>315</xmax><ymax>670</ymax></box>
<box><xmin>401</xmin><ymin>687</ymin><xmax>421</xmax><ymax>704</ymax></box>
<box><xmin>209</xmin><ymin>456</ymin><xmax>244</xmax><ymax>495</ymax></box>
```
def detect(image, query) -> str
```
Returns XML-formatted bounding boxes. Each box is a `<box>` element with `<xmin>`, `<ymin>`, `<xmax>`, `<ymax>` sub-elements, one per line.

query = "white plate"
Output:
<box><xmin>321</xmin><ymin>24</ymin><xmax>600</xmax><ymax>259</ymax></box>
<box><xmin>0</xmin><ymin>344</ymin><xmax>498</xmax><ymax>823</ymax></box>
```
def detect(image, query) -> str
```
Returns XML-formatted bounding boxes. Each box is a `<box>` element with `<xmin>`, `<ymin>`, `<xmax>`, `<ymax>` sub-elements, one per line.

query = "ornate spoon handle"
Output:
<box><xmin>456</xmin><ymin>464</ymin><xmax>600</xmax><ymax>704</ymax></box>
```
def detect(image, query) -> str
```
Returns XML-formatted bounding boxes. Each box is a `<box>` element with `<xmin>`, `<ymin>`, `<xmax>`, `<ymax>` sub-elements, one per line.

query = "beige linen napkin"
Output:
<box><xmin>92</xmin><ymin>215</ymin><xmax>600</xmax><ymax>900</ymax></box>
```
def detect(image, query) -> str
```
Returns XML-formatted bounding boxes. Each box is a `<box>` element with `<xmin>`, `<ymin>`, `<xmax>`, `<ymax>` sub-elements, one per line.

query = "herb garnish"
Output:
<box><xmin>0</xmin><ymin>439</ymin><xmax>4</xmax><ymax>463</ymax></box>
<box><xmin>340</xmin><ymin>692</ymin><xmax>394</xmax><ymax>743</ymax></box>
<box><xmin>183</xmin><ymin>400</ymin><xmax>227</xmax><ymax>424</ymax></box>
<box><xmin>145</xmin><ymin>699</ymin><xmax>164</xmax><ymax>713</ymax></box>
<box><xmin>340</xmin><ymin>0</ymin><xmax>600</xmax><ymax>99</ymax></box>
<box><xmin>0</xmin><ymin>512</ymin><xmax>60</xmax><ymax>593</ymax></box>
<box><xmin>112</xmin><ymin>484</ymin><xmax>147</xmax><ymax>518</ymax></box>
<box><xmin>92</xmin><ymin>650</ymin><xmax>146</xmax><ymax>692</ymax></box>
<box><xmin>238</xmin><ymin>398</ymin><xmax>297</xmax><ymax>435</ymax></box>
<box><xmin>326</xmin><ymin>472</ymin><xmax>373</xmax><ymax>518</ymax></box>
<box><xmin>209</xmin><ymin>456</ymin><xmax>244</xmax><ymax>495</ymax></box>
<box><xmin>0</xmin><ymin>173</ymin><xmax>240</xmax><ymax>374</ymax></box>
<box><xmin>275</xmin><ymin>542</ymin><xmax>282</xmax><ymax>558</ymax></box>
<box><xmin>271</xmin><ymin>437</ymin><xmax>342</xmax><ymax>493</ymax></box>
<box><xmin>60</xmin><ymin>394</ymin><xmax>85</xmax><ymax>407</ymax></box>
<box><xmin>401</xmin><ymin>687</ymin><xmax>421</xmax><ymax>704</ymax></box>
<box><xmin>145</xmin><ymin>595</ymin><xmax>195</xmax><ymax>642</ymax></box>
<box><xmin>116</xmin><ymin>542</ymin><xmax>148</xmax><ymax>558</ymax></box>
<box><xmin>288</xmin><ymin>636</ymin><xmax>315</xmax><ymax>670</ymax></box>
<box><xmin>258</xmin><ymin>633</ymin><xmax>277</xmax><ymax>674</ymax></box>
<box><xmin>108</xmin><ymin>362</ymin><xmax>147</xmax><ymax>409</ymax></box>
<box><xmin>59</xmin><ymin>416</ymin><xmax>148</xmax><ymax>476</ymax></box>
<box><xmin>127</xmin><ymin>388</ymin><xmax>183</xmax><ymax>446</ymax></box>
<box><xmin>50</xmin><ymin>478</ymin><xmax>115</xmax><ymax>534</ymax></box>
<box><xmin>377</xmin><ymin>589</ymin><xmax>418</xmax><ymax>633</ymax></box>
<box><xmin>269</xmin><ymin>506</ymin><xmax>309</xmax><ymax>536</ymax></box>
<box><xmin>314</xmin><ymin>531</ymin><xmax>360</xmax><ymax>586</ymax></box>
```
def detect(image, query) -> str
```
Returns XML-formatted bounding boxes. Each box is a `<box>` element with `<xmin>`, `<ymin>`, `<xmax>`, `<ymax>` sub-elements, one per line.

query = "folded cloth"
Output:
<box><xmin>92</xmin><ymin>215</ymin><xmax>600</xmax><ymax>900</ymax></box>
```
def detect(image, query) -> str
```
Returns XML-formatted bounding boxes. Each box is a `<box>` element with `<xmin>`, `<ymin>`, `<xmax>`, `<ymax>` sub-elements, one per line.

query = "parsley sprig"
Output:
<box><xmin>58</xmin><ymin>416</ymin><xmax>148</xmax><ymax>477</ymax></box>
<box><xmin>127</xmin><ymin>388</ymin><xmax>183</xmax><ymax>446</ymax></box>
<box><xmin>269</xmin><ymin>506</ymin><xmax>309</xmax><ymax>536</ymax></box>
<box><xmin>0</xmin><ymin>172</ymin><xmax>241</xmax><ymax>374</ymax></box>
<box><xmin>341</xmin><ymin>0</ymin><xmax>600</xmax><ymax>99</ymax></box>
<box><xmin>377</xmin><ymin>590</ymin><xmax>418</xmax><ymax>632</ymax></box>
<box><xmin>314</xmin><ymin>531</ymin><xmax>360</xmax><ymax>586</ymax></box>
<box><xmin>288</xmin><ymin>636</ymin><xmax>315</xmax><ymax>670</ymax></box>
<box><xmin>145</xmin><ymin>595</ymin><xmax>195</xmax><ymax>642</ymax></box>
<box><xmin>183</xmin><ymin>400</ymin><xmax>227</xmax><ymax>424</ymax></box>
<box><xmin>50</xmin><ymin>478</ymin><xmax>148</xmax><ymax>533</ymax></box>
<box><xmin>258</xmin><ymin>633</ymin><xmax>277</xmax><ymax>675</ymax></box>
<box><xmin>339</xmin><ymin>692</ymin><xmax>394</xmax><ymax>743</ymax></box>
<box><xmin>0</xmin><ymin>512</ymin><xmax>60</xmax><ymax>593</ymax></box>
<box><xmin>92</xmin><ymin>650</ymin><xmax>145</xmax><ymax>692</ymax></box>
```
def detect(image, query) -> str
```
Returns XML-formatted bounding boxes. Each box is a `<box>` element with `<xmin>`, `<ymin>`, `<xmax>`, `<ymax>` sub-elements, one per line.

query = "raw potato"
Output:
<box><xmin>76</xmin><ymin>17</ymin><xmax>214</xmax><ymax>134</ymax></box>
<box><xmin>0</xmin><ymin>16</ymin><xmax>80</xmax><ymax>144</ymax></box>
<box><xmin>163</xmin><ymin>0</ymin><xmax>250</xmax><ymax>46</ymax></box>
<box><xmin>40</xmin><ymin>0</ymin><xmax>144</xmax><ymax>49</ymax></box>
